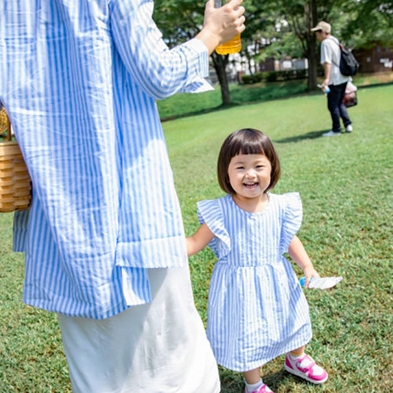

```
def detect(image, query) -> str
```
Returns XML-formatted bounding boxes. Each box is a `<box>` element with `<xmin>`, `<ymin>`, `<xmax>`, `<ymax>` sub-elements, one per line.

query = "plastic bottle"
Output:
<box><xmin>214</xmin><ymin>0</ymin><xmax>242</xmax><ymax>55</ymax></box>
<box><xmin>317</xmin><ymin>84</ymin><xmax>330</xmax><ymax>94</ymax></box>
<box><xmin>299</xmin><ymin>276</ymin><xmax>343</xmax><ymax>290</ymax></box>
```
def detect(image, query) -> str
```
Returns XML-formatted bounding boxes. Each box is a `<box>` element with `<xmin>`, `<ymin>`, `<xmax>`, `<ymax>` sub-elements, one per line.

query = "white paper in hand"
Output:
<box><xmin>308</xmin><ymin>276</ymin><xmax>343</xmax><ymax>290</ymax></box>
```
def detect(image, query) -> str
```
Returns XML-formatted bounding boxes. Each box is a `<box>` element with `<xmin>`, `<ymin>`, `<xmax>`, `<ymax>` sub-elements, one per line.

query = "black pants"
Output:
<box><xmin>327</xmin><ymin>82</ymin><xmax>351</xmax><ymax>132</ymax></box>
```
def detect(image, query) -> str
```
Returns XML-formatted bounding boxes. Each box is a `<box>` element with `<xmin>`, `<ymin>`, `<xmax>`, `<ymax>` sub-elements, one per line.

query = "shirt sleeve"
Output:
<box><xmin>320</xmin><ymin>40</ymin><xmax>333</xmax><ymax>65</ymax></box>
<box><xmin>109</xmin><ymin>0</ymin><xmax>213</xmax><ymax>99</ymax></box>
<box><xmin>280</xmin><ymin>192</ymin><xmax>303</xmax><ymax>254</ymax></box>
<box><xmin>197</xmin><ymin>199</ymin><xmax>231</xmax><ymax>259</ymax></box>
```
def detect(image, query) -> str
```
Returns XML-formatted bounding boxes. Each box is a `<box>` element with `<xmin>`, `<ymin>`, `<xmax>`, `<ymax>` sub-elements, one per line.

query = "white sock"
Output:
<box><xmin>245</xmin><ymin>378</ymin><xmax>263</xmax><ymax>392</ymax></box>
<box><xmin>289</xmin><ymin>352</ymin><xmax>305</xmax><ymax>360</ymax></box>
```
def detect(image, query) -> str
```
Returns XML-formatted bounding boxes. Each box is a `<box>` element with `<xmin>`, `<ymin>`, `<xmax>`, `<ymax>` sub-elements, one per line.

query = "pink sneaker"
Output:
<box><xmin>245</xmin><ymin>383</ymin><xmax>274</xmax><ymax>393</ymax></box>
<box><xmin>284</xmin><ymin>353</ymin><xmax>328</xmax><ymax>384</ymax></box>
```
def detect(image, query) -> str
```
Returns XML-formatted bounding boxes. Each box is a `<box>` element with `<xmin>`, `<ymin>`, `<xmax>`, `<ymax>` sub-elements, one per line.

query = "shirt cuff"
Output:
<box><xmin>179</xmin><ymin>38</ymin><xmax>214</xmax><ymax>93</ymax></box>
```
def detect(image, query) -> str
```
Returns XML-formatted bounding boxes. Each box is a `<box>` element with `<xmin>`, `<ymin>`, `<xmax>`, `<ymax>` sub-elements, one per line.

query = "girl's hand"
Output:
<box><xmin>303</xmin><ymin>266</ymin><xmax>320</xmax><ymax>288</ymax></box>
<box><xmin>288</xmin><ymin>236</ymin><xmax>320</xmax><ymax>288</ymax></box>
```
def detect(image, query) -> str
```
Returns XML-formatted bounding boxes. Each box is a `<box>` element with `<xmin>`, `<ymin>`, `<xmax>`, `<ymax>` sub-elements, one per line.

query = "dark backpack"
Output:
<box><xmin>338</xmin><ymin>43</ymin><xmax>359</xmax><ymax>76</ymax></box>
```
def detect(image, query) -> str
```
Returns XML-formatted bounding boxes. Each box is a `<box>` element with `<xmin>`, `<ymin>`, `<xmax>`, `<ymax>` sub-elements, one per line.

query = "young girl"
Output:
<box><xmin>186</xmin><ymin>128</ymin><xmax>328</xmax><ymax>393</ymax></box>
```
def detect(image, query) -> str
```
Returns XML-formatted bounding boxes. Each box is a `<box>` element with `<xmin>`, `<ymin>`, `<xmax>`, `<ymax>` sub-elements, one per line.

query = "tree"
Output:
<box><xmin>210</xmin><ymin>52</ymin><xmax>231</xmax><ymax>105</ymax></box>
<box><xmin>253</xmin><ymin>0</ymin><xmax>393</xmax><ymax>91</ymax></box>
<box><xmin>238</xmin><ymin>1</ymin><xmax>279</xmax><ymax>74</ymax></box>
<box><xmin>153</xmin><ymin>0</ymin><xmax>277</xmax><ymax>106</ymax></box>
<box><xmin>153</xmin><ymin>0</ymin><xmax>393</xmax><ymax>103</ymax></box>
<box><xmin>153</xmin><ymin>0</ymin><xmax>235</xmax><ymax>105</ymax></box>
<box><xmin>259</xmin><ymin>0</ymin><xmax>340</xmax><ymax>91</ymax></box>
<box><xmin>339</xmin><ymin>0</ymin><xmax>393</xmax><ymax>48</ymax></box>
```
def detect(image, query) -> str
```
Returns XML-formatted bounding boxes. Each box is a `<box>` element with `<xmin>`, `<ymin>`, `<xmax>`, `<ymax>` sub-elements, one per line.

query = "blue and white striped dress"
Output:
<box><xmin>197</xmin><ymin>192</ymin><xmax>312</xmax><ymax>371</ymax></box>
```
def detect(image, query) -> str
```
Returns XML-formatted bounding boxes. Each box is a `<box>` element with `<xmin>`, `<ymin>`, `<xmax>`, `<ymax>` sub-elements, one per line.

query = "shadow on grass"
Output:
<box><xmin>160</xmin><ymin>81</ymin><xmax>309</xmax><ymax>123</ymax></box>
<box><xmin>160</xmin><ymin>81</ymin><xmax>393</xmax><ymax>124</ymax></box>
<box><xmin>161</xmin><ymin>103</ymin><xmax>241</xmax><ymax>122</ymax></box>
<box><xmin>358</xmin><ymin>81</ymin><xmax>393</xmax><ymax>90</ymax></box>
<box><xmin>274</xmin><ymin>129</ymin><xmax>331</xmax><ymax>143</ymax></box>
<box><xmin>160</xmin><ymin>92</ymin><xmax>309</xmax><ymax>123</ymax></box>
<box><xmin>220</xmin><ymin>367</ymin><xmax>297</xmax><ymax>393</ymax></box>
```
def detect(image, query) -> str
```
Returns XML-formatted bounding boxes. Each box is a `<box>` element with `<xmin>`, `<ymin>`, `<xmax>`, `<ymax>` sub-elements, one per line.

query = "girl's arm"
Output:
<box><xmin>186</xmin><ymin>223</ymin><xmax>215</xmax><ymax>257</ymax></box>
<box><xmin>288</xmin><ymin>235</ymin><xmax>320</xmax><ymax>288</ymax></box>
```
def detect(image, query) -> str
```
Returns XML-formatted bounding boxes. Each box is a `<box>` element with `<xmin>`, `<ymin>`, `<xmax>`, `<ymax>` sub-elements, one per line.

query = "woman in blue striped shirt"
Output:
<box><xmin>187</xmin><ymin>129</ymin><xmax>328</xmax><ymax>393</ymax></box>
<box><xmin>1</xmin><ymin>1</ymin><xmax>246</xmax><ymax>392</ymax></box>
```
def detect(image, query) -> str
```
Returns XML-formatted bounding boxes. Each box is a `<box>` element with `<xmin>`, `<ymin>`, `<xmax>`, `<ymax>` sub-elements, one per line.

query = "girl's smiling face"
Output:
<box><xmin>227</xmin><ymin>154</ymin><xmax>272</xmax><ymax>202</ymax></box>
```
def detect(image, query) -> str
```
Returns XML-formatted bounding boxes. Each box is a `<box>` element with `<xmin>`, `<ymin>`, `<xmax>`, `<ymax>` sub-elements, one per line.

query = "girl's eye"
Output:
<box><xmin>236</xmin><ymin>166</ymin><xmax>244</xmax><ymax>170</ymax></box>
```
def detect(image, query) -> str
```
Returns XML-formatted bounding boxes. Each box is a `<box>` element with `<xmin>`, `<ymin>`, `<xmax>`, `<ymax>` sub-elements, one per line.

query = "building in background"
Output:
<box><xmin>353</xmin><ymin>44</ymin><xmax>393</xmax><ymax>73</ymax></box>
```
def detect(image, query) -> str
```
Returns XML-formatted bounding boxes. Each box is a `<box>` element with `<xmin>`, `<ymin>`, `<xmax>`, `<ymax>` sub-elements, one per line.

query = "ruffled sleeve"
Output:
<box><xmin>197</xmin><ymin>198</ymin><xmax>231</xmax><ymax>259</ymax></box>
<box><xmin>280</xmin><ymin>192</ymin><xmax>303</xmax><ymax>254</ymax></box>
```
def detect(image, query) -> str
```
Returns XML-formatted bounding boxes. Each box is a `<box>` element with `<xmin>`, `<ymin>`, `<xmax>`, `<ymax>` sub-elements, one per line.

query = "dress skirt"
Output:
<box><xmin>58</xmin><ymin>265</ymin><xmax>220</xmax><ymax>393</ymax></box>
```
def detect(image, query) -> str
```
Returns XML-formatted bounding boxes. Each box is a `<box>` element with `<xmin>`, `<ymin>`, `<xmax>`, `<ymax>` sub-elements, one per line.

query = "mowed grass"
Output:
<box><xmin>157</xmin><ymin>72</ymin><xmax>393</xmax><ymax>120</ymax></box>
<box><xmin>1</xmin><ymin>83</ymin><xmax>392</xmax><ymax>392</ymax></box>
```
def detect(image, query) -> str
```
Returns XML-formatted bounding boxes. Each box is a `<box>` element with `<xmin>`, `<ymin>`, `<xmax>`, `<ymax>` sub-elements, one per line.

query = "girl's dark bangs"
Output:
<box><xmin>237</xmin><ymin>139</ymin><xmax>265</xmax><ymax>156</ymax></box>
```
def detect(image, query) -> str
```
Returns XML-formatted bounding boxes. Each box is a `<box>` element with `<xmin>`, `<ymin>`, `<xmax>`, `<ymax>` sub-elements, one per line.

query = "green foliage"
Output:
<box><xmin>154</xmin><ymin>0</ymin><xmax>393</xmax><ymax>98</ymax></box>
<box><xmin>241</xmin><ymin>72</ymin><xmax>265</xmax><ymax>84</ymax></box>
<box><xmin>153</xmin><ymin>0</ymin><xmax>206</xmax><ymax>45</ymax></box>
<box><xmin>1</xmin><ymin>83</ymin><xmax>393</xmax><ymax>392</ymax></box>
<box><xmin>340</xmin><ymin>0</ymin><xmax>393</xmax><ymax>48</ymax></box>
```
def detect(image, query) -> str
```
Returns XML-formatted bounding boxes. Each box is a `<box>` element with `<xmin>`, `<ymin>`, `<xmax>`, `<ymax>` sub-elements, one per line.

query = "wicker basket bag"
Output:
<box><xmin>0</xmin><ymin>108</ymin><xmax>32</xmax><ymax>212</ymax></box>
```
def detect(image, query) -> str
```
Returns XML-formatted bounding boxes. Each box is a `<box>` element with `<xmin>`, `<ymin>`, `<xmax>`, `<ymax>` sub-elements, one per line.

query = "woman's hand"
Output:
<box><xmin>196</xmin><ymin>0</ymin><xmax>246</xmax><ymax>54</ymax></box>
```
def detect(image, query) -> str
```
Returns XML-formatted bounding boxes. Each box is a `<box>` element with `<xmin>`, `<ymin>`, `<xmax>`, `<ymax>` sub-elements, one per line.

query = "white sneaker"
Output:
<box><xmin>345</xmin><ymin>124</ymin><xmax>353</xmax><ymax>132</ymax></box>
<box><xmin>322</xmin><ymin>130</ymin><xmax>341</xmax><ymax>137</ymax></box>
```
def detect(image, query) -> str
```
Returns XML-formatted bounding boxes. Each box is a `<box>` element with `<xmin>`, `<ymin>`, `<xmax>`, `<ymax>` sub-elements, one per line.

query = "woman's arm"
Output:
<box><xmin>288</xmin><ymin>235</ymin><xmax>320</xmax><ymax>288</ymax></box>
<box><xmin>186</xmin><ymin>223</ymin><xmax>215</xmax><ymax>257</ymax></box>
<box><xmin>110</xmin><ymin>0</ymin><xmax>245</xmax><ymax>99</ymax></box>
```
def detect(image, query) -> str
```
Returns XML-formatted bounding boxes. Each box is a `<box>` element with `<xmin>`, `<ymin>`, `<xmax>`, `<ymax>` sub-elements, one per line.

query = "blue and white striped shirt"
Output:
<box><xmin>0</xmin><ymin>0</ymin><xmax>212</xmax><ymax>319</ymax></box>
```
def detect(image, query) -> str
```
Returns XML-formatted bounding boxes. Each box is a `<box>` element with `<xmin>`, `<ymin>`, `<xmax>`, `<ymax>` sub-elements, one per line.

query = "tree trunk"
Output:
<box><xmin>211</xmin><ymin>52</ymin><xmax>231</xmax><ymax>106</ymax></box>
<box><xmin>306</xmin><ymin>0</ymin><xmax>319</xmax><ymax>91</ymax></box>
<box><xmin>307</xmin><ymin>36</ymin><xmax>318</xmax><ymax>91</ymax></box>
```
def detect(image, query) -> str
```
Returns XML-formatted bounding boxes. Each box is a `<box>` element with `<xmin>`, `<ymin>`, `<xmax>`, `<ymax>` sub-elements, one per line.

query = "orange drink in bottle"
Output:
<box><xmin>216</xmin><ymin>34</ymin><xmax>242</xmax><ymax>55</ymax></box>
<box><xmin>214</xmin><ymin>0</ymin><xmax>242</xmax><ymax>55</ymax></box>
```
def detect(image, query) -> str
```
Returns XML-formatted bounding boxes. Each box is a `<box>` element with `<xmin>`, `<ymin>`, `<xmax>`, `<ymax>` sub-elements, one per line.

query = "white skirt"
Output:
<box><xmin>58</xmin><ymin>265</ymin><xmax>220</xmax><ymax>393</ymax></box>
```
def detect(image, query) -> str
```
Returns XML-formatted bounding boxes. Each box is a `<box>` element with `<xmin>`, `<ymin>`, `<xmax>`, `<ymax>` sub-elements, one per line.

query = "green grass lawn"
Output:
<box><xmin>157</xmin><ymin>72</ymin><xmax>393</xmax><ymax>120</ymax></box>
<box><xmin>1</xmin><ymin>83</ymin><xmax>392</xmax><ymax>392</ymax></box>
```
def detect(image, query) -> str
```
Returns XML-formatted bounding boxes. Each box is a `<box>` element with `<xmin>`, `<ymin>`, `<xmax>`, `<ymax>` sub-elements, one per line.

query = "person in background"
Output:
<box><xmin>0</xmin><ymin>1</ymin><xmax>245</xmax><ymax>392</ymax></box>
<box><xmin>187</xmin><ymin>129</ymin><xmax>328</xmax><ymax>393</ymax></box>
<box><xmin>311</xmin><ymin>21</ymin><xmax>353</xmax><ymax>137</ymax></box>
